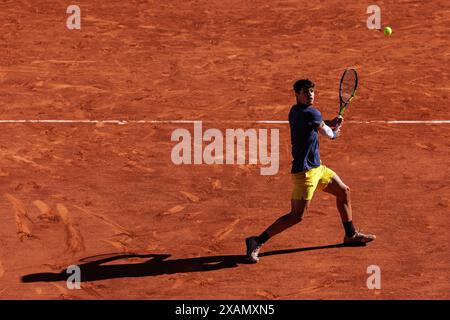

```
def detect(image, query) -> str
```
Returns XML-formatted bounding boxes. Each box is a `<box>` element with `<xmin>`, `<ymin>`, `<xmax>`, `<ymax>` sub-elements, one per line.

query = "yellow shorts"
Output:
<box><xmin>291</xmin><ymin>165</ymin><xmax>336</xmax><ymax>201</ymax></box>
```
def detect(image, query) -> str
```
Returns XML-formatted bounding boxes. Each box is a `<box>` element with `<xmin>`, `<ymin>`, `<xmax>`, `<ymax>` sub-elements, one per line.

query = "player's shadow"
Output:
<box><xmin>21</xmin><ymin>243</ymin><xmax>349</xmax><ymax>283</ymax></box>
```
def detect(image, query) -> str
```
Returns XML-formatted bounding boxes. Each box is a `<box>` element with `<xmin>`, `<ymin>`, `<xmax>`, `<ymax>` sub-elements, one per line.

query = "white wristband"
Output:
<box><xmin>319</xmin><ymin>124</ymin><xmax>336</xmax><ymax>140</ymax></box>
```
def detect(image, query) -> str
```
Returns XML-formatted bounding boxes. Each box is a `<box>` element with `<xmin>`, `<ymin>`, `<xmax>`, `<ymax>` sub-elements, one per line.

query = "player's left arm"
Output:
<box><xmin>324</xmin><ymin>116</ymin><xmax>344</xmax><ymax>129</ymax></box>
<box><xmin>319</xmin><ymin>119</ymin><xmax>342</xmax><ymax>140</ymax></box>
<box><xmin>311</xmin><ymin>109</ymin><xmax>342</xmax><ymax>140</ymax></box>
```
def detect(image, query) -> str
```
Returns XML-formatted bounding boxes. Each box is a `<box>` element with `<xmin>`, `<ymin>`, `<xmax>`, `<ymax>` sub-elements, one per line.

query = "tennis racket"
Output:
<box><xmin>338</xmin><ymin>68</ymin><xmax>358</xmax><ymax>118</ymax></box>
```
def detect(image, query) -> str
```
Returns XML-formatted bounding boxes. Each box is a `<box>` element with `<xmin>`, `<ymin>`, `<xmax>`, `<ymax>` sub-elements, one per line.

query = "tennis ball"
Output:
<box><xmin>383</xmin><ymin>26</ymin><xmax>393</xmax><ymax>36</ymax></box>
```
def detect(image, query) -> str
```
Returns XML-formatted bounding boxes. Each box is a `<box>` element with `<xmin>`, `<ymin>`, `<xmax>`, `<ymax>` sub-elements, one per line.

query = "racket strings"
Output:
<box><xmin>340</xmin><ymin>70</ymin><xmax>357</xmax><ymax>102</ymax></box>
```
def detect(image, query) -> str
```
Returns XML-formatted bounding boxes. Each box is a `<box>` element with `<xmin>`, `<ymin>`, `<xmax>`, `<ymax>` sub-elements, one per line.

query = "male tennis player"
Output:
<box><xmin>245</xmin><ymin>79</ymin><xmax>375</xmax><ymax>263</ymax></box>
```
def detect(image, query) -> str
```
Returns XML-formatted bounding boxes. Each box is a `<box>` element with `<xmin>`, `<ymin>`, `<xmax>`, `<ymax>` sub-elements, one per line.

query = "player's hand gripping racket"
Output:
<box><xmin>338</xmin><ymin>68</ymin><xmax>358</xmax><ymax>123</ymax></box>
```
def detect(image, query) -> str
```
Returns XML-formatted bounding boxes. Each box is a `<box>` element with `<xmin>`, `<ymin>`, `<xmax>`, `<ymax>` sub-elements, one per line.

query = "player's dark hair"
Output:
<box><xmin>293</xmin><ymin>79</ymin><xmax>315</xmax><ymax>93</ymax></box>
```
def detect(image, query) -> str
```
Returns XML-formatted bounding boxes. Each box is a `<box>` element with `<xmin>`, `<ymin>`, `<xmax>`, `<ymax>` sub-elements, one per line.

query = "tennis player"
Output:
<box><xmin>245</xmin><ymin>79</ymin><xmax>375</xmax><ymax>263</ymax></box>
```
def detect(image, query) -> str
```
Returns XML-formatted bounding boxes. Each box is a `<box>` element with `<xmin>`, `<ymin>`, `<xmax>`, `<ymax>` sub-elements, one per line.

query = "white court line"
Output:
<box><xmin>0</xmin><ymin>120</ymin><xmax>449</xmax><ymax>124</ymax></box>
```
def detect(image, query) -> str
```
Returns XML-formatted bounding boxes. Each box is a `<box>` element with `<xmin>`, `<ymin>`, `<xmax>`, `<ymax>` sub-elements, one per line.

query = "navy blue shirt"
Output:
<box><xmin>289</xmin><ymin>104</ymin><xmax>323</xmax><ymax>173</ymax></box>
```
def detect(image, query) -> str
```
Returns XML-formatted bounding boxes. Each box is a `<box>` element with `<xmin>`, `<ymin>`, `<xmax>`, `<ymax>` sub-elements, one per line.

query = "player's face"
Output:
<box><xmin>297</xmin><ymin>87</ymin><xmax>314</xmax><ymax>106</ymax></box>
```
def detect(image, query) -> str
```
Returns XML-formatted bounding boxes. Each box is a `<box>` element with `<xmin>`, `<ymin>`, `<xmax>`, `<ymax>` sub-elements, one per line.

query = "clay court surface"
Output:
<box><xmin>0</xmin><ymin>0</ymin><xmax>449</xmax><ymax>299</ymax></box>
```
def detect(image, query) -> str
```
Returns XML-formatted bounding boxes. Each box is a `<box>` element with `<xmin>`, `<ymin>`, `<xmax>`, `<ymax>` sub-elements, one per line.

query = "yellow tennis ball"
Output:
<box><xmin>383</xmin><ymin>26</ymin><xmax>393</xmax><ymax>36</ymax></box>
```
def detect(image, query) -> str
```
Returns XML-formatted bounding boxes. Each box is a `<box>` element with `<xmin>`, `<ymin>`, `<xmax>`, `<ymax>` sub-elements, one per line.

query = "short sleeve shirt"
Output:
<box><xmin>289</xmin><ymin>104</ymin><xmax>322</xmax><ymax>173</ymax></box>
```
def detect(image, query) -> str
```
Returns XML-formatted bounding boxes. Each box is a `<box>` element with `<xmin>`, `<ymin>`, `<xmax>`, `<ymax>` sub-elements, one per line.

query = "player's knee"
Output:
<box><xmin>289</xmin><ymin>210</ymin><xmax>304</xmax><ymax>224</ymax></box>
<box><xmin>342</xmin><ymin>186</ymin><xmax>351</xmax><ymax>199</ymax></box>
<box><xmin>292</xmin><ymin>215</ymin><xmax>303</xmax><ymax>224</ymax></box>
<box><xmin>337</xmin><ymin>186</ymin><xmax>350</xmax><ymax>200</ymax></box>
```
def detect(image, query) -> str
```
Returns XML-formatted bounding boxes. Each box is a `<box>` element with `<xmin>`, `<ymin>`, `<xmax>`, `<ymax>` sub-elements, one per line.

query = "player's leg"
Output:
<box><xmin>322</xmin><ymin>174</ymin><xmax>352</xmax><ymax>223</ymax></box>
<box><xmin>245</xmin><ymin>169</ymin><xmax>318</xmax><ymax>262</ymax></box>
<box><xmin>264</xmin><ymin>198</ymin><xmax>310</xmax><ymax>238</ymax></box>
<box><xmin>322</xmin><ymin>170</ymin><xmax>375</xmax><ymax>244</ymax></box>
<box><xmin>245</xmin><ymin>199</ymin><xmax>309</xmax><ymax>263</ymax></box>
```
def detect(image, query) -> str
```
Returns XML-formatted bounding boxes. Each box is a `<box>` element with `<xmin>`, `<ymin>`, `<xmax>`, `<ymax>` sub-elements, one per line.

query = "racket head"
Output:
<box><xmin>339</xmin><ymin>68</ymin><xmax>358</xmax><ymax>115</ymax></box>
